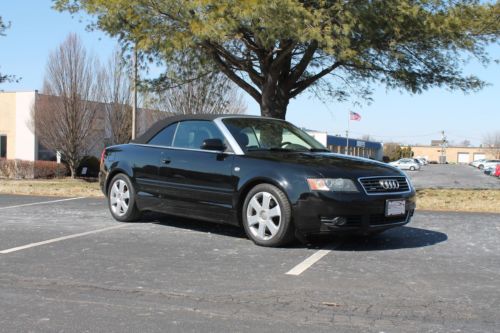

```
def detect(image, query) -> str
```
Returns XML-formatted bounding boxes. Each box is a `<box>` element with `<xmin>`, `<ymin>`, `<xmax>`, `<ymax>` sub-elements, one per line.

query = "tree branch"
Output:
<box><xmin>206</xmin><ymin>47</ymin><xmax>261</xmax><ymax>103</ymax></box>
<box><xmin>204</xmin><ymin>41</ymin><xmax>264</xmax><ymax>87</ymax></box>
<box><xmin>290</xmin><ymin>61</ymin><xmax>342</xmax><ymax>98</ymax></box>
<box><xmin>287</xmin><ymin>41</ymin><xmax>318</xmax><ymax>86</ymax></box>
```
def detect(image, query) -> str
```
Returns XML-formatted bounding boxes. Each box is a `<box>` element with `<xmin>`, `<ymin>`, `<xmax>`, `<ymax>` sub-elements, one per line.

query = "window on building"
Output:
<box><xmin>0</xmin><ymin>135</ymin><xmax>7</xmax><ymax>158</ymax></box>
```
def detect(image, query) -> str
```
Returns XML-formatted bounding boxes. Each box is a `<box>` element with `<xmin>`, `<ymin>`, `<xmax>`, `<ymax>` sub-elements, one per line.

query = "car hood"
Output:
<box><xmin>246</xmin><ymin>151</ymin><xmax>404</xmax><ymax>178</ymax></box>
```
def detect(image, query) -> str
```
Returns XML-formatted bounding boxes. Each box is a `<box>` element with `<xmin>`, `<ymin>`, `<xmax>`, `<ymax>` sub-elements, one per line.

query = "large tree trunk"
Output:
<box><xmin>260</xmin><ymin>84</ymin><xmax>289</xmax><ymax>119</ymax></box>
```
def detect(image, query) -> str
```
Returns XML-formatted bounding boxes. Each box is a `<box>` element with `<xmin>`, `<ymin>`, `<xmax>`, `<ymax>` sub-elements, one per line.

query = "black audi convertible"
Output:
<box><xmin>99</xmin><ymin>115</ymin><xmax>416</xmax><ymax>246</ymax></box>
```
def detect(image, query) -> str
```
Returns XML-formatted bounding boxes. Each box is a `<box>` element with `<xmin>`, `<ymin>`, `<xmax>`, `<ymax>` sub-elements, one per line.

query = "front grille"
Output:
<box><xmin>369</xmin><ymin>212</ymin><xmax>409</xmax><ymax>226</ymax></box>
<box><xmin>358</xmin><ymin>176</ymin><xmax>410</xmax><ymax>194</ymax></box>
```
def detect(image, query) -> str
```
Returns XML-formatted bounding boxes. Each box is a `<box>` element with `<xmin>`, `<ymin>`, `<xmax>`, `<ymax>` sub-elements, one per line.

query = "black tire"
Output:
<box><xmin>478</xmin><ymin>164</ymin><xmax>484</xmax><ymax>170</ymax></box>
<box><xmin>107</xmin><ymin>173</ymin><xmax>141</xmax><ymax>222</ymax></box>
<box><xmin>409</xmin><ymin>166</ymin><xmax>415</xmax><ymax>171</ymax></box>
<box><xmin>242</xmin><ymin>183</ymin><xmax>295</xmax><ymax>247</ymax></box>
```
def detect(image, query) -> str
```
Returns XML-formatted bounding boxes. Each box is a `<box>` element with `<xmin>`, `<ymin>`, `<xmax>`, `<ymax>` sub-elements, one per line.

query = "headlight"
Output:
<box><xmin>307</xmin><ymin>178</ymin><xmax>359</xmax><ymax>192</ymax></box>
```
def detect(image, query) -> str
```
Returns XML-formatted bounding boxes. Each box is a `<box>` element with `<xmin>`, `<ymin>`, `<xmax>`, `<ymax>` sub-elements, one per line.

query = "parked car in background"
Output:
<box><xmin>470</xmin><ymin>159</ymin><xmax>486</xmax><ymax>168</ymax></box>
<box><xmin>494</xmin><ymin>165</ymin><xmax>500</xmax><ymax>178</ymax></box>
<box><xmin>389</xmin><ymin>158</ymin><xmax>421</xmax><ymax>171</ymax></box>
<box><xmin>99</xmin><ymin>115</ymin><xmax>416</xmax><ymax>247</ymax></box>
<box><xmin>415</xmin><ymin>157</ymin><xmax>428</xmax><ymax>165</ymax></box>
<box><xmin>484</xmin><ymin>166</ymin><xmax>495</xmax><ymax>176</ymax></box>
<box><xmin>480</xmin><ymin>160</ymin><xmax>500</xmax><ymax>171</ymax></box>
<box><xmin>414</xmin><ymin>158</ymin><xmax>426</xmax><ymax>166</ymax></box>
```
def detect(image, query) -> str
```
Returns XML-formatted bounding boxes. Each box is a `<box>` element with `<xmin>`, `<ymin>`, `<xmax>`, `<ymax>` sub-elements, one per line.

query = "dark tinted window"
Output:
<box><xmin>173</xmin><ymin>121</ymin><xmax>224</xmax><ymax>149</ymax></box>
<box><xmin>0</xmin><ymin>135</ymin><xmax>6</xmax><ymax>158</ymax></box>
<box><xmin>148</xmin><ymin>123</ymin><xmax>178</xmax><ymax>146</ymax></box>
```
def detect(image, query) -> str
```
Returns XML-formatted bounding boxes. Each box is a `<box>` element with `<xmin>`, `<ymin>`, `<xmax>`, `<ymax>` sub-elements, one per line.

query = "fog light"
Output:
<box><xmin>332</xmin><ymin>217</ymin><xmax>347</xmax><ymax>226</ymax></box>
<box><xmin>321</xmin><ymin>216</ymin><xmax>347</xmax><ymax>227</ymax></box>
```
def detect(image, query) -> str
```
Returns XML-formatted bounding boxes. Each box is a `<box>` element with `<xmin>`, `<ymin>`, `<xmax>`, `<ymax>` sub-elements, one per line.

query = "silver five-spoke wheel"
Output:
<box><xmin>242</xmin><ymin>184</ymin><xmax>295</xmax><ymax>247</ymax></box>
<box><xmin>110</xmin><ymin>179</ymin><xmax>130</xmax><ymax>217</ymax></box>
<box><xmin>246</xmin><ymin>191</ymin><xmax>282</xmax><ymax>241</ymax></box>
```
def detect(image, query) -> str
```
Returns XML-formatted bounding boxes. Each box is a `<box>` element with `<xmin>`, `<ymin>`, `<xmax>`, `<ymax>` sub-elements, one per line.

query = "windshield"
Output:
<box><xmin>222</xmin><ymin>117</ymin><xmax>327</xmax><ymax>152</ymax></box>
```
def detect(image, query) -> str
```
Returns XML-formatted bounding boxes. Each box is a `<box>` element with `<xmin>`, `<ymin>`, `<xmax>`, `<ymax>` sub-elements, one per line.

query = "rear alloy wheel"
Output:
<box><xmin>410</xmin><ymin>166</ymin><xmax>416</xmax><ymax>171</ymax></box>
<box><xmin>242</xmin><ymin>184</ymin><xmax>295</xmax><ymax>247</ymax></box>
<box><xmin>108</xmin><ymin>174</ymin><xmax>141</xmax><ymax>222</ymax></box>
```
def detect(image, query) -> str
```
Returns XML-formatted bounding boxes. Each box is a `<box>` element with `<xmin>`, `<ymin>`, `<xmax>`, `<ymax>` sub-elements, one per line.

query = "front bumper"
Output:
<box><xmin>292</xmin><ymin>191</ymin><xmax>416</xmax><ymax>235</ymax></box>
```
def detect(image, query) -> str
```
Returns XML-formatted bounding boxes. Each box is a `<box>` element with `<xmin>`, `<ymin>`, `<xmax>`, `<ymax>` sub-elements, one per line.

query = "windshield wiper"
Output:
<box><xmin>246</xmin><ymin>147</ymin><xmax>295</xmax><ymax>152</ymax></box>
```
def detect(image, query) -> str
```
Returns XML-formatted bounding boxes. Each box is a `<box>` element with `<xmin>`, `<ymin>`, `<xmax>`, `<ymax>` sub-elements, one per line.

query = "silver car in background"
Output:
<box><xmin>389</xmin><ymin>158</ymin><xmax>421</xmax><ymax>171</ymax></box>
<box><xmin>478</xmin><ymin>160</ymin><xmax>500</xmax><ymax>170</ymax></box>
<box><xmin>470</xmin><ymin>159</ymin><xmax>487</xmax><ymax>168</ymax></box>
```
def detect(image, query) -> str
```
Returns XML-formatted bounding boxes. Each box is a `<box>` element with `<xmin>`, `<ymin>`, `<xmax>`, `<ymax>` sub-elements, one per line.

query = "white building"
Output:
<box><xmin>0</xmin><ymin>91</ymin><xmax>37</xmax><ymax>160</ymax></box>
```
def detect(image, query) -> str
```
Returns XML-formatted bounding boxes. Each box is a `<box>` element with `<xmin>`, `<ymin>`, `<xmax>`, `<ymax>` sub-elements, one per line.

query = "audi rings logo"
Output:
<box><xmin>379</xmin><ymin>179</ymin><xmax>400</xmax><ymax>190</ymax></box>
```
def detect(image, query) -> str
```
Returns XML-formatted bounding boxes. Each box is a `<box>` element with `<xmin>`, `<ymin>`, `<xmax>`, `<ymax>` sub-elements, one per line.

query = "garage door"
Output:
<box><xmin>457</xmin><ymin>153</ymin><xmax>469</xmax><ymax>164</ymax></box>
<box><xmin>473</xmin><ymin>153</ymin><xmax>485</xmax><ymax>161</ymax></box>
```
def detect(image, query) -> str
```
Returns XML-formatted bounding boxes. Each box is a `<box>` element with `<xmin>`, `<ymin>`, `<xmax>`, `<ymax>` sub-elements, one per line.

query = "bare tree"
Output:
<box><xmin>483</xmin><ymin>132</ymin><xmax>500</xmax><ymax>159</ymax></box>
<box><xmin>102</xmin><ymin>49</ymin><xmax>132</xmax><ymax>145</ymax></box>
<box><xmin>147</xmin><ymin>66</ymin><xmax>246</xmax><ymax>117</ymax></box>
<box><xmin>33</xmin><ymin>34</ymin><xmax>103</xmax><ymax>178</ymax></box>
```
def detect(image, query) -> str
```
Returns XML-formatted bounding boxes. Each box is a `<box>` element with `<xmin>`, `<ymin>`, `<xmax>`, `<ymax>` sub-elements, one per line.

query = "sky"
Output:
<box><xmin>1</xmin><ymin>0</ymin><xmax>499</xmax><ymax>146</ymax></box>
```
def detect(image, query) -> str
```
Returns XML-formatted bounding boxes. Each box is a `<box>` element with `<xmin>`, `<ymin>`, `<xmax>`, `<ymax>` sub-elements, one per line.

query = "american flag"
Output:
<box><xmin>350</xmin><ymin>111</ymin><xmax>361</xmax><ymax>121</ymax></box>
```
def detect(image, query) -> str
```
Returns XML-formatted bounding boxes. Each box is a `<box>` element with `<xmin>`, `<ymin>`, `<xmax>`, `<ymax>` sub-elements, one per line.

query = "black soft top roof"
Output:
<box><xmin>132</xmin><ymin>114</ymin><xmax>224</xmax><ymax>144</ymax></box>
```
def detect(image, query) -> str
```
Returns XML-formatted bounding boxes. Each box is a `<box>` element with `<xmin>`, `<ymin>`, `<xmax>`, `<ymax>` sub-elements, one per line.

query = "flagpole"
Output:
<box><xmin>346</xmin><ymin>111</ymin><xmax>350</xmax><ymax>155</ymax></box>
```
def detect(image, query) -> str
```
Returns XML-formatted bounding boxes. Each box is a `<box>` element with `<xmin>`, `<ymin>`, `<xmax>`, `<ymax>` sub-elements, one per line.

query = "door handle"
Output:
<box><xmin>161</xmin><ymin>158</ymin><xmax>171</xmax><ymax>164</ymax></box>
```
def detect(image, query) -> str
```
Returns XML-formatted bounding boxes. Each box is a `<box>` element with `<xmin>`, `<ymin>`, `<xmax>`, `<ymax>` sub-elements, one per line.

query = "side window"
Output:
<box><xmin>148</xmin><ymin>123</ymin><xmax>178</xmax><ymax>146</ymax></box>
<box><xmin>173</xmin><ymin>121</ymin><xmax>224</xmax><ymax>149</ymax></box>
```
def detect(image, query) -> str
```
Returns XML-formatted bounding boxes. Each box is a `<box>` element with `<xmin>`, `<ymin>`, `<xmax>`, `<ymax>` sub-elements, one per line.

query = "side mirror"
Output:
<box><xmin>201</xmin><ymin>138</ymin><xmax>226</xmax><ymax>152</ymax></box>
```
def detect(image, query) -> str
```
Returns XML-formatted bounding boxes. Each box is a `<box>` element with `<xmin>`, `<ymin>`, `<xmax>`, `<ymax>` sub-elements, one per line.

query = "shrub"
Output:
<box><xmin>0</xmin><ymin>159</ymin><xmax>67</xmax><ymax>179</ymax></box>
<box><xmin>0</xmin><ymin>159</ymin><xmax>33</xmax><ymax>178</ymax></box>
<box><xmin>77</xmin><ymin>156</ymin><xmax>100</xmax><ymax>177</ymax></box>
<box><xmin>34</xmin><ymin>161</ymin><xmax>68</xmax><ymax>178</ymax></box>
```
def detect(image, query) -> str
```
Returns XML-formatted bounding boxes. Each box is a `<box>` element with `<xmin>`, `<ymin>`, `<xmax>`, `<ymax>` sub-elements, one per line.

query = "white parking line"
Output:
<box><xmin>285</xmin><ymin>240</ymin><xmax>345</xmax><ymax>276</ymax></box>
<box><xmin>0</xmin><ymin>224</ymin><xmax>127</xmax><ymax>254</ymax></box>
<box><xmin>286</xmin><ymin>249</ymin><xmax>332</xmax><ymax>276</ymax></box>
<box><xmin>0</xmin><ymin>197</ymin><xmax>86</xmax><ymax>210</ymax></box>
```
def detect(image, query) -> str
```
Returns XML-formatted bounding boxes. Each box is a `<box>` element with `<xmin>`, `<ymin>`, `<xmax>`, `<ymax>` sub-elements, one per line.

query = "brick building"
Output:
<box><xmin>411</xmin><ymin>145</ymin><xmax>497</xmax><ymax>164</ymax></box>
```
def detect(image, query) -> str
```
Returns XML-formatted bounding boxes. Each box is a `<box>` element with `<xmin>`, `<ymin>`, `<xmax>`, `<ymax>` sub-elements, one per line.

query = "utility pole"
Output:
<box><xmin>440</xmin><ymin>130</ymin><xmax>447</xmax><ymax>164</ymax></box>
<box><xmin>131</xmin><ymin>45</ymin><xmax>138</xmax><ymax>140</ymax></box>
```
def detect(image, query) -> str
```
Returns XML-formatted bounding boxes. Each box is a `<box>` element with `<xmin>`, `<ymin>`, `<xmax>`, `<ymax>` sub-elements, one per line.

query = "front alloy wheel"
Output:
<box><xmin>242</xmin><ymin>184</ymin><xmax>295</xmax><ymax>247</ymax></box>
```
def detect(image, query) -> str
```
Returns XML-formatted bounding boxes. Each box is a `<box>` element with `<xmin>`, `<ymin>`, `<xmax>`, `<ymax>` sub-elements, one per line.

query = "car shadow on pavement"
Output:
<box><xmin>139</xmin><ymin>212</ymin><xmax>247</xmax><ymax>239</ymax></box>
<box><xmin>139</xmin><ymin>213</ymin><xmax>447</xmax><ymax>250</ymax></box>
<box><xmin>333</xmin><ymin>226</ymin><xmax>448</xmax><ymax>251</ymax></box>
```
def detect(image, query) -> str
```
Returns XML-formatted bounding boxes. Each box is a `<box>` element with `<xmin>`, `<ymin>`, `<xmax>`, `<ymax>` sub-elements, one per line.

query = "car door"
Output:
<box><xmin>156</xmin><ymin>120</ymin><xmax>236</xmax><ymax>223</ymax></box>
<box><xmin>133</xmin><ymin>122</ymin><xmax>178</xmax><ymax>211</ymax></box>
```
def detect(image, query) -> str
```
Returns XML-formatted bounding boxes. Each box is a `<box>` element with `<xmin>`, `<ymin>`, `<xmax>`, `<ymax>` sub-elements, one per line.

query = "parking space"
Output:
<box><xmin>1</xmin><ymin>194</ymin><xmax>500</xmax><ymax>332</ymax></box>
<box><xmin>407</xmin><ymin>164</ymin><xmax>500</xmax><ymax>189</ymax></box>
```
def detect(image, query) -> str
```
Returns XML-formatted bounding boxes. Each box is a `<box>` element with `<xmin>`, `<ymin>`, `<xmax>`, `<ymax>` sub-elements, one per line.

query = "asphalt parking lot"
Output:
<box><xmin>408</xmin><ymin>164</ymin><xmax>500</xmax><ymax>189</ymax></box>
<box><xmin>1</xmin><ymin>194</ymin><xmax>500</xmax><ymax>332</ymax></box>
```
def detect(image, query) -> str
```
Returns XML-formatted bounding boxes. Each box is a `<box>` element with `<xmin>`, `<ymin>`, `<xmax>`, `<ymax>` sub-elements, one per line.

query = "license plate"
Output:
<box><xmin>385</xmin><ymin>199</ymin><xmax>406</xmax><ymax>216</ymax></box>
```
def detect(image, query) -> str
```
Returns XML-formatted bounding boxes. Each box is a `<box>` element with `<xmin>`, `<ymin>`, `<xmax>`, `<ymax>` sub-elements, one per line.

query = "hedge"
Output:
<box><xmin>0</xmin><ymin>159</ymin><xmax>68</xmax><ymax>179</ymax></box>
